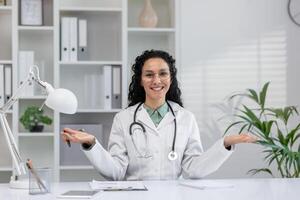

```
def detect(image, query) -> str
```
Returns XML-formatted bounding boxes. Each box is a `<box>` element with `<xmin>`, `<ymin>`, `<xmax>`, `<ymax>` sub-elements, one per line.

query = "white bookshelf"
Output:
<box><xmin>18</xmin><ymin>26</ymin><xmax>54</xmax><ymax>31</ymax></box>
<box><xmin>0</xmin><ymin>6</ymin><xmax>12</xmax><ymax>11</ymax></box>
<box><xmin>59</xmin><ymin>61</ymin><xmax>122</xmax><ymax>65</ymax></box>
<box><xmin>0</xmin><ymin>60</ymin><xmax>12</xmax><ymax>64</ymax></box>
<box><xmin>76</xmin><ymin>109</ymin><xmax>122</xmax><ymax>113</ymax></box>
<box><xmin>60</xmin><ymin>165</ymin><xmax>94</xmax><ymax>170</ymax></box>
<box><xmin>0</xmin><ymin>0</ymin><xmax>179</xmax><ymax>182</ymax></box>
<box><xmin>60</xmin><ymin>7</ymin><xmax>122</xmax><ymax>12</ymax></box>
<box><xmin>18</xmin><ymin>132</ymin><xmax>55</xmax><ymax>137</ymax></box>
<box><xmin>0</xmin><ymin>167</ymin><xmax>12</xmax><ymax>171</ymax></box>
<box><xmin>128</xmin><ymin>27</ymin><xmax>176</xmax><ymax>33</ymax></box>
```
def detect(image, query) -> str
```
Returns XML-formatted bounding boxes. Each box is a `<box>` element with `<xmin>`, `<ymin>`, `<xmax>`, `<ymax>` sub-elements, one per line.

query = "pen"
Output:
<box><xmin>66</xmin><ymin>140</ymin><xmax>71</xmax><ymax>147</ymax></box>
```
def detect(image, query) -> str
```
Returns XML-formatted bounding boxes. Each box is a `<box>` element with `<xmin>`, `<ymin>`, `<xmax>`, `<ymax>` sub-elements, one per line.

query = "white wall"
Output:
<box><xmin>180</xmin><ymin>0</ymin><xmax>300</xmax><ymax>178</ymax></box>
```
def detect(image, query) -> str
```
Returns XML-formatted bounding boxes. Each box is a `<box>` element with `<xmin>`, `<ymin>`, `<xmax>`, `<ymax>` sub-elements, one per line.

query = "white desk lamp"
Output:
<box><xmin>0</xmin><ymin>66</ymin><xmax>78</xmax><ymax>188</ymax></box>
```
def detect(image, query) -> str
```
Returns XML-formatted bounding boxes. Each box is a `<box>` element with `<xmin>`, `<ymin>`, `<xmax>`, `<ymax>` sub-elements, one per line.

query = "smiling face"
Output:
<box><xmin>141</xmin><ymin>58</ymin><xmax>171</xmax><ymax>108</ymax></box>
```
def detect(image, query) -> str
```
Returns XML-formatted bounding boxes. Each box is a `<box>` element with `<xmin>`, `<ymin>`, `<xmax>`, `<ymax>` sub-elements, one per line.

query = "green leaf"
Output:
<box><xmin>247</xmin><ymin>168</ymin><xmax>273</xmax><ymax>177</ymax></box>
<box><xmin>238</xmin><ymin>124</ymin><xmax>248</xmax><ymax>134</ymax></box>
<box><xmin>259</xmin><ymin>82</ymin><xmax>270</xmax><ymax>110</ymax></box>
<box><xmin>224</xmin><ymin>121</ymin><xmax>244</xmax><ymax>135</ymax></box>
<box><xmin>247</xmin><ymin>89</ymin><xmax>259</xmax><ymax>104</ymax></box>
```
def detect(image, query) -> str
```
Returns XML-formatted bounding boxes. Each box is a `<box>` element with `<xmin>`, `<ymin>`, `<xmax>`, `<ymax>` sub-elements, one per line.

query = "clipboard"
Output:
<box><xmin>89</xmin><ymin>180</ymin><xmax>148</xmax><ymax>191</ymax></box>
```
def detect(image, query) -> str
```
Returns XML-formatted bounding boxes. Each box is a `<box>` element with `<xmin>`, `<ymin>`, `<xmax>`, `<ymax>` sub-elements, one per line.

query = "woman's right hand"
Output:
<box><xmin>61</xmin><ymin>128</ymin><xmax>95</xmax><ymax>145</ymax></box>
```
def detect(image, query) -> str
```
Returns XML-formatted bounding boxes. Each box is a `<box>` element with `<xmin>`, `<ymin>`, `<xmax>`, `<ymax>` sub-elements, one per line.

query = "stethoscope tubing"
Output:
<box><xmin>129</xmin><ymin>101</ymin><xmax>178</xmax><ymax>161</ymax></box>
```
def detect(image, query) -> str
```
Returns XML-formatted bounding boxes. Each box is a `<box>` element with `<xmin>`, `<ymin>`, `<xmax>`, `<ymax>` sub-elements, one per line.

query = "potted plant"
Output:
<box><xmin>20</xmin><ymin>106</ymin><xmax>52</xmax><ymax>132</ymax></box>
<box><xmin>224</xmin><ymin>82</ymin><xmax>300</xmax><ymax>178</ymax></box>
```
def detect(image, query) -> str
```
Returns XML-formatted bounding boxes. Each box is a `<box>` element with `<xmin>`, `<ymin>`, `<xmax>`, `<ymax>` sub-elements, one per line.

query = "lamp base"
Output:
<box><xmin>9</xmin><ymin>176</ymin><xmax>29</xmax><ymax>189</ymax></box>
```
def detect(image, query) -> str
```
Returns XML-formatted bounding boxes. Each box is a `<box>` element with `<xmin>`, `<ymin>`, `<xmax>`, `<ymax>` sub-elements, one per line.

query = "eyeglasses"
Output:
<box><xmin>142</xmin><ymin>71</ymin><xmax>171</xmax><ymax>81</ymax></box>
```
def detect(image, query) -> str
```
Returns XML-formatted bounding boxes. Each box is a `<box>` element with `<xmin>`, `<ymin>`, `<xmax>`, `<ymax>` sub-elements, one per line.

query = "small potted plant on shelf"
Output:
<box><xmin>224</xmin><ymin>82</ymin><xmax>300</xmax><ymax>178</ymax></box>
<box><xmin>20</xmin><ymin>106</ymin><xmax>52</xmax><ymax>132</ymax></box>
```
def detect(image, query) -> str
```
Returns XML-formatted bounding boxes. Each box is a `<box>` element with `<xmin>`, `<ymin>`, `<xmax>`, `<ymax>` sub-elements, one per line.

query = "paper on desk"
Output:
<box><xmin>179</xmin><ymin>181</ymin><xmax>234</xmax><ymax>190</ymax></box>
<box><xmin>89</xmin><ymin>180</ymin><xmax>147</xmax><ymax>191</ymax></box>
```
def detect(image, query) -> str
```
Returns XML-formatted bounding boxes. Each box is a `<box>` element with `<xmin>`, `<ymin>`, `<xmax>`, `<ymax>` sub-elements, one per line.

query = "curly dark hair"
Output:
<box><xmin>128</xmin><ymin>50</ymin><xmax>183</xmax><ymax>107</ymax></box>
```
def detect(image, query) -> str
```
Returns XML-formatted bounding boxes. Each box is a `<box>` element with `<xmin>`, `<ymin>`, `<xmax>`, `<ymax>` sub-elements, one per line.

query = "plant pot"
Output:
<box><xmin>30</xmin><ymin>125</ymin><xmax>44</xmax><ymax>132</ymax></box>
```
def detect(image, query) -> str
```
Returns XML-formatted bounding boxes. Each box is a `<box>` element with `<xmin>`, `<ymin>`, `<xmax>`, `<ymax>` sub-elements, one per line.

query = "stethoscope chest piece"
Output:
<box><xmin>168</xmin><ymin>151</ymin><xmax>178</xmax><ymax>161</ymax></box>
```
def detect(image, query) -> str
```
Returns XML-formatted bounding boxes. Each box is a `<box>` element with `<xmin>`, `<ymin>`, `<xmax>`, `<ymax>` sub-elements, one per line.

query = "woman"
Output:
<box><xmin>62</xmin><ymin>50</ymin><xmax>255</xmax><ymax>180</ymax></box>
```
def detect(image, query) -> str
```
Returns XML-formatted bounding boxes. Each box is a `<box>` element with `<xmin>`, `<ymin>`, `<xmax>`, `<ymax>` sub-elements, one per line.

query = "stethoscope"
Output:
<box><xmin>129</xmin><ymin>101</ymin><xmax>178</xmax><ymax>161</ymax></box>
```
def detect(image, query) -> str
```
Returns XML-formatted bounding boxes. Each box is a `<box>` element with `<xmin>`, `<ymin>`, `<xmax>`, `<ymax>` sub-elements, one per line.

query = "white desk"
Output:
<box><xmin>0</xmin><ymin>178</ymin><xmax>299</xmax><ymax>200</ymax></box>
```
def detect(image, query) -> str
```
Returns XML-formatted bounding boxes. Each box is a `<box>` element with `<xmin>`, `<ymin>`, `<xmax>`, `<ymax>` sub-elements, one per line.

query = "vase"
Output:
<box><xmin>139</xmin><ymin>0</ymin><xmax>158</xmax><ymax>28</ymax></box>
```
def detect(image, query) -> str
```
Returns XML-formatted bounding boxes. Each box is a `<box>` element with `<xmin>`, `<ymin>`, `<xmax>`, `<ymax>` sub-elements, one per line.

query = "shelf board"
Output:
<box><xmin>59</xmin><ymin>61</ymin><xmax>122</xmax><ymax>66</ymax></box>
<box><xmin>60</xmin><ymin>7</ymin><xmax>122</xmax><ymax>12</ymax></box>
<box><xmin>0</xmin><ymin>166</ymin><xmax>12</xmax><ymax>171</ymax></box>
<box><xmin>0</xmin><ymin>6</ymin><xmax>12</xmax><ymax>11</ymax></box>
<box><xmin>0</xmin><ymin>60</ymin><xmax>12</xmax><ymax>64</ymax></box>
<box><xmin>18</xmin><ymin>132</ymin><xmax>54</xmax><ymax>137</ymax></box>
<box><xmin>128</xmin><ymin>27</ymin><xmax>176</xmax><ymax>33</ymax></box>
<box><xmin>60</xmin><ymin>165</ymin><xmax>94</xmax><ymax>170</ymax></box>
<box><xmin>18</xmin><ymin>26</ymin><xmax>54</xmax><ymax>31</ymax></box>
<box><xmin>76</xmin><ymin>109</ymin><xmax>121</xmax><ymax>113</ymax></box>
<box><xmin>19</xmin><ymin>95</ymin><xmax>47</xmax><ymax>99</ymax></box>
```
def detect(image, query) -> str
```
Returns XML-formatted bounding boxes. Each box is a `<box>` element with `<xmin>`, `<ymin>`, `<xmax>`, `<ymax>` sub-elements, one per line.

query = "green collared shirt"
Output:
<box><xmin>144</xmin><ymin>102</ymin><xmax>169</xmax><ymax>127</ymax></box>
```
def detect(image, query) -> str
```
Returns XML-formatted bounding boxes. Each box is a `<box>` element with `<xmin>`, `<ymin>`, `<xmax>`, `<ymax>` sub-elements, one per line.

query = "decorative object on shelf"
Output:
<box><xmin>288</xmin><ymin>0</ymin><xmax>300</xmax><ymax>27</ymax></box>
<box><xmin>224</xmin><ymin>82</ymin><xmax>300</xmax><ymax>178</ymax></box>
<box><xmin>19</xmin><ymin>106</ymin><xmax>52</xmax><ymax>132</ymax></box>
<box><xmin>20</xmin><ymin>0</ymin><xmax>43</xmax><ymax>26</ymax></box>
<box><xmin>0</xmin><ymin>65</ymin><xmax>77</xmax><ymax>188</ymax></box>
<box><xmin>139</xmin><ymin>0</ymin><xmax>158</xmax><ymax>28</ymax></box>
<box><xmin>0</xmin><ymin>0</ymin><xmax>6</xmax><ymax>6</ymax></box>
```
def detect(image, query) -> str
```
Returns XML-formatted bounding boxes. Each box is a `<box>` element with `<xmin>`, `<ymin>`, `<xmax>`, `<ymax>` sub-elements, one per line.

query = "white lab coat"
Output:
<box><xmin>83</xmin><ymin>101</ymin><xmax>233</xmax><ymax>181</ymax></box>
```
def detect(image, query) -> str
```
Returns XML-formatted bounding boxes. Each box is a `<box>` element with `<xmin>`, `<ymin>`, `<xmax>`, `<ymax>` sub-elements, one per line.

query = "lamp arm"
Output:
<box><xmin>0</xmin><ymin>65</ymin><xmax>49</xmax><ymax>113</ymax></box>
<box><xmin>0</xmin><ymin>66</ymin><xmax>47</xmax><ymax>176</ymax></box>
<box><xmin>0</xmin><ymin>114</ymin><xmax>26</xmax><ymax>175</ymax></box>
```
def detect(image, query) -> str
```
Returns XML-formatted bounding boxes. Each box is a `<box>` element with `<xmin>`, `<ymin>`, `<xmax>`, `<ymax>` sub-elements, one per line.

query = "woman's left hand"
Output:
<box><xmin>224</xmin><ymin>133</ymin><xmax>257</xmax><ymax>148</ymax></box>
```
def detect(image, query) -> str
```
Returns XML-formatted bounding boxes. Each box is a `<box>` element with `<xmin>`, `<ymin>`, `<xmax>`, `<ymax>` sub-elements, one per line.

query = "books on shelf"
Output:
<box><xmin>78</xmin><ymin>19</ymin><xmax>88</xmax><ymax>60</ymax></box>
<box><xmin>0</xmin><ymin>64</ymin><xmax>12</xmax><ymax>107</ymax></box>
<box><xmin>4</xmin><ymin>65</ymin><xmax>11</xmax><ymax>102</ymax></box>
<box><xmin>82</xmin><ymin>65</ymin><xmax>122</xmax><ymax>110</ymax></box>
<box><xmin>112</xmin><ymin>66</ymin><xmax>121</xmax><ymax>109</ymax></box>
<box><xmin>60</xmin><ymin>17</ymin><xmax>70</xmax><ymax>61</ymax></box>
<box><xmin>20</xmin><ymin>0</ymin><xmax>43</xmax><ymax>26</ymax></box>
<box><xmin>0</xmin><ymin>64</ymin><xmax>4</xmax><ymax>107</ymax></box>
<box><xmin>61</xmin><ymin>17</ymin><xmax>88</xmax><ymax>61</ymax></box>
<box><xmin>103</xmin><ymin>65</ymin><xmax>112</xmax><ymax>110</ymax></box>
<box><xmin>70</xmin><ymin>17</ymin><xmax>78</xmax><ymax>61</ymax></box>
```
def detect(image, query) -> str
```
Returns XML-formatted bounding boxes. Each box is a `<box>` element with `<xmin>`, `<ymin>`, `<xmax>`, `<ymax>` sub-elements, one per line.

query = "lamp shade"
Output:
<box><xmin>45</xmin><ymin>88</ymin><xmax>78</xmax><ymax>114</ymax></box>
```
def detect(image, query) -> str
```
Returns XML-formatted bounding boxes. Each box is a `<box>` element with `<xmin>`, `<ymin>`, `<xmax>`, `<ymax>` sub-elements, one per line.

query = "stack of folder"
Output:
<box><xmin>0</xmin><ymin>64</ymin><xmax>12</xmax><ymax>108</ymax></box>
<box><xmin>61</xmin><ymin>17</ymin><xmax>87</xmax><ymax>61</ymax></box>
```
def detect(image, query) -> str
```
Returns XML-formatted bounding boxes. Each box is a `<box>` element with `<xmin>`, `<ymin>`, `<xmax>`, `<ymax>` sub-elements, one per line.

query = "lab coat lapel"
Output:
<box><xmin>157</xmin><ymin>111</ymin><xmax>175</xmax><ymax>130</ymax></box>
<box><xmin>136</xmin><ymin>106</ymin><xmax>158</xmax><ymax>134</ymax></box>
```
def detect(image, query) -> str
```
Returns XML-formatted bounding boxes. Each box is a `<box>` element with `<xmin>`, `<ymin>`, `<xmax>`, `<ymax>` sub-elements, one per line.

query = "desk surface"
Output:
<box><xmin>0</xmin><ymin>178</ymin><xmax>299</xmax><ymax>200</ymax></box>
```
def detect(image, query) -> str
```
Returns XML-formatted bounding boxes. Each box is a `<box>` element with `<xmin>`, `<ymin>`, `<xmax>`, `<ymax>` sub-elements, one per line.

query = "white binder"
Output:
<box><xmin>4</xmin><ymin>65</ymin><xmax>12</xmax><ymax>102</ymax></box>
<box><xmin>70</xmin><ymin>17</ymin><xmax>78</xmax><ymax>61</ymax></box>
<box><xmin>103</xmin><ymin>65</ymin><xmax>112</xmax><ymax>110</ymax></box>
<box><xmin>61</xmin><ymin>17</ymin><xmax>70</xmax><ymax>61</ymax></box>
<box><xmin>19</xmin><ymin>51</ymin><xmax>34</xmax><ymax>96</ymax></box>
<box><xmin>112</xmin><ymin>66</ymin><xmax>121</xmax><ymax>109</ymax></box>
<box><xmin>78</xmin><ymin>19</ymin><xmax>88</xmax><ymax>60</ymax></box>
<box><xmin>0</xmin><ymin>64</ymin><xmax>4</xmax><ymax>107</ymax></box>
